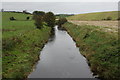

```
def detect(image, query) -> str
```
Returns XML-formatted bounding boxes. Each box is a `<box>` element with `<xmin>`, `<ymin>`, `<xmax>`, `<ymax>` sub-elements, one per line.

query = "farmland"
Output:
<box><xmin>63</xmin><ymin>11</ymin><xmax>119</xmax><ymax>80</ymax></box>
<box><xmin>67</xmin><ymin>11</ymin><xmax>118</xmax><ymax>21</ymax></box>
<box><xmin>2</xmin><ymin>12</ymin><xmax>51</xmax><ymax>78</ymax></box>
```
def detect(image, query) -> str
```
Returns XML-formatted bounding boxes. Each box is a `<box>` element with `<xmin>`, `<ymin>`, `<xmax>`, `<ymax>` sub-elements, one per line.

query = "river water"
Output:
<box><xmin>28</xmin><ymin>26</ymin><xmax>95</xmax><ymax>78</ymax></box>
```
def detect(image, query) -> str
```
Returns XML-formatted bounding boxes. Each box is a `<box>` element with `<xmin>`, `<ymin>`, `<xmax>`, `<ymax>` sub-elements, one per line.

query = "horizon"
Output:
<box><xmin>2</xmin><ymin>2</ymin><xmax>118</xmax><ymax>14</ymax></box>
<box><xmin>1</xmin><ymin>10</ymin><xmax>118</xmax><ymax>15</ymax></box>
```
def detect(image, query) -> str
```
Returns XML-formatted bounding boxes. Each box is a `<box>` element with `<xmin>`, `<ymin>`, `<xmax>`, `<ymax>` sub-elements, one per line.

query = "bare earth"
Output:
<box><xmin>69</xmin><ymin>20</ymin><xmax>118</xmax><ymax>33</ymax></box>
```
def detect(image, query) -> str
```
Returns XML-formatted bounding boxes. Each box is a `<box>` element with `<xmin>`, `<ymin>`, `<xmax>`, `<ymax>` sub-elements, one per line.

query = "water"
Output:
<box><xmin>28</xmin><ymin>26</ymin><xmax>94</xmax><ymax>78</ymax></box>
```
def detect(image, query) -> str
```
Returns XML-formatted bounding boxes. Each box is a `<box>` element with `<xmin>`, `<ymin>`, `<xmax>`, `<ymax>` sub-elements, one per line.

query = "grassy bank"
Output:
<box><xmin>67</xmin><ymin>11</ymin><xmax>118</xmax><ymax>21</ymax></box>
<box><xmin>2</xmin><ymin>12</ymin><xmax>51</xmax><ymax>78</ymax></box>
<box><xmin>63</xmin><ymin>22</ymin><xmax>119</xmax><ymax>80</ymax></box>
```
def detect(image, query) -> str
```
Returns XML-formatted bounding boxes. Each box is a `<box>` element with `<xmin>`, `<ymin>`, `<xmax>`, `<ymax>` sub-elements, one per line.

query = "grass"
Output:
<box><xmin>2</xmin><ymin>12</ymin><xmax>51</xmax><ymax>78</ymax></box>
<box><xmin>67</xmin><ymin>11</ymin><xmax>118</xmax><ymax>21</ymax></box>
<box><xmin>63</xmin><ymin>22</ymin><xmax>119</xmax><ymax>80</ymax></box>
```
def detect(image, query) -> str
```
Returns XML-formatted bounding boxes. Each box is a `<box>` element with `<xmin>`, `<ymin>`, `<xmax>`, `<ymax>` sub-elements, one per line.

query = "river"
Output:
<box><xmin>28</xmin><ymin>26</ymin><xmax>95</xmax><ymax>78</ymax></box>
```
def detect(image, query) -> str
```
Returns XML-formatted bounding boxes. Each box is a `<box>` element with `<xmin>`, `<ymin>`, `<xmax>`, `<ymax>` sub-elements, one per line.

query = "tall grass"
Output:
<box><xmin>2</xmin><ymin>12</ymin><xmax>51</xmax><ymax>78</ymax></box>
<box><xmin>63</xmin><ymin>22</ymin><xmax>119</xmax><ymax>80</ymax></box>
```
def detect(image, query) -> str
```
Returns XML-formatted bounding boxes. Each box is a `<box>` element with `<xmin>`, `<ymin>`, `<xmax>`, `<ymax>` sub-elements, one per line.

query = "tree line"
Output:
<box><xmin>8</xmin><ymin>10</ymin><xmax>68</xmax><ymax>29</ymax></box>
<box><xmin>33</xmin><ymin>11</ymin><xmax>56</xmax><ymax>29</ymax></box>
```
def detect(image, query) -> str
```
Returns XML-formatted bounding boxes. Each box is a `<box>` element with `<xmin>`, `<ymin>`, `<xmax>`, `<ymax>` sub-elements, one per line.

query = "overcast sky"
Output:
<box><xmin>2</xmin><ymin>2</ymin><xmax>118</xmax><ymax>14</ymax></box>
<box><xmin>1</xmin><ymin>0</ymin><xmax>120</xmax><ymax>2</ymax></box>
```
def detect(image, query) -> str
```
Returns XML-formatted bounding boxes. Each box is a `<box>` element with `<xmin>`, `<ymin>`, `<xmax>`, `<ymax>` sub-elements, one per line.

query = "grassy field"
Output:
<box><xmin>2</xmin><ymin>12</ymin><xmax>51</xmax><ymax>78</ymax></box>
<box><xmin>67</xmin><ymin>11</ymin><xmax>118</xmax><ymax>21</ymax></box>
<box><xmin>63</xmin><ymin>22</ymin><xmax>119</xmax><ymax>80</ymax></box>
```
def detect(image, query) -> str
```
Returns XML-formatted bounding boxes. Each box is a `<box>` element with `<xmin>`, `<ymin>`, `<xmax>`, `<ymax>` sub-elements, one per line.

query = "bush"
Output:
<box><xmin>44</xmin><ymin>12</ymin><xmax>55</xmax><ymax>27</ymax></box>
<box><xmin>33</xmin><ymin>11</ymin><xmax>45</xmax><ymax>29</ymax></box>
<box><xmin>106</xmin><ymin>17</ymin><xmax>112</xmax><ymax>20</ymax></box>
<box><xmin>33</xmin><ymin>11</ymin><xmax>45</xmax><ymax>20</ymax></box>
<box><xmin>26</xmin><ymin>17</ymin><xmax>30</xmax><ymax>20</ymax></box>
<box><xmin>32</xmin><ymin>11</ymin><xmax>55</xmax><ymax>29</ymax></box>
<box><xmin>102</xmin><ymin>19</ymin><xmax>106</xmax><ymax>20</ymax></box>
<box><xmin>57</xmin><ymin>18</ymin><xmax>67</xmax><ymax>27</ymax></box>
<box><xmin>117</xmin><ymin>17</ymin><xmax>120</xmax><ymax>20</ymax></box>
<box><xmin>34</xmin><ymin>15</ymin><xmax>43</xmax><ymax>29</ymax></box>
<box><xmin>9</xmin><ymin>17</ymin><xmax>16</xmax><ymax>21</ymax></box>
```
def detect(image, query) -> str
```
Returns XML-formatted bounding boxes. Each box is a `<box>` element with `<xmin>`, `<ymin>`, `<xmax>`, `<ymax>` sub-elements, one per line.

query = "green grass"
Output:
<box><xmin>67</xmin><ymin>11</ymin><xmax>118</xmax><ymax>21</ymax></box>
<box><xmin>2</xmin><ymin>12</ymin><xmax>51</xmax><ymax>78</ymax></box>
<box><xmin>63</xmin><ymin>22</ymin><xmax>119</xmax><ymax>80</ymax></box>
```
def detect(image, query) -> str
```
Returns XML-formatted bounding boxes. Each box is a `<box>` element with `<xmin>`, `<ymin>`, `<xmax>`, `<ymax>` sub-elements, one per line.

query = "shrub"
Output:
<box><xmin>117</xmin><ymin>17</ymin><xmax>120</xmax><ymax>20</ymax></box>
<box><xmin>9</xmin><ymin>17</ymin><xmax>16</xmax><ymax>21</ymax></box>
<box><xmin>102</xmin><ymin>19</ymin><xmax>106</xmax><ymax>20</ymax></box>
<box><xmin>106</xmin><ymin>17</ymin><xmax>112</xmax><ymax>20</ymax></box>
<box><xmin>33</xmin><ymin>11</ymin><xmax>45</xmax><ymax>20</ymax></box>
<box><xmin>33</xmin><ymin>11</ymin><xmax>45</xmax><ymax>29</ymax></box>
<box><xmin>44</xmin><ymin>12</ymin><xmax>55</xmax><ymax>28</ymax></box>
<box><xmin>34</xmin><ymin>15</ymin><xmax>43</xmax><ymax>29</ymax></box>
<box><xmin>57</xmin><ymin>18</ymin><xmax>67</xmax><ymax>27</ymax></box>
<box><xmin>26</xmin><ymin>17</ymin><xmax>30</xmax><ymax>20</ymax></box>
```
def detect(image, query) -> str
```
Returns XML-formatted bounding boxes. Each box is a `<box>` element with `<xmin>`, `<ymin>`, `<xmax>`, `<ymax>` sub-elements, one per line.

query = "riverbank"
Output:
<box><xmin>2</xmin><ymin>12</ymin><xmax>51</xmax><ymax>78</ymax></box>
<box><xmin>63</xmin><ymin>22</ymin><xmax>119</xmax><ymax>80</ymax></box>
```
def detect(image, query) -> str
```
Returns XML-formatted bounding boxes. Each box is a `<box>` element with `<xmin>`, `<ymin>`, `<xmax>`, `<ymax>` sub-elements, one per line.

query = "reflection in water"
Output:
<box><xmin>49</xmin><ymin>27</ymin><xmax>56</xmax><ymax>42</ymax></box>
<box><xmin>28</xmin><ymin>26</ymin><xmax>96</xmax><ymax>78</ymax></box>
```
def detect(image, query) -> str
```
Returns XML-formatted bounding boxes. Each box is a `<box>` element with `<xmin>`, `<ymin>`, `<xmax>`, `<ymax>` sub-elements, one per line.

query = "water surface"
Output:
<box><xmin>28</xmin><ymin>26</ymin><xmax>94</xmax><ymax>78</ymax></box>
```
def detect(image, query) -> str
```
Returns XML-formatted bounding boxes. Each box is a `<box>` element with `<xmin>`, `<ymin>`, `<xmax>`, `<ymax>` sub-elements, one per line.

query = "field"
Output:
<box><xmin>64</xmin><ymin>11</ymin><xmax>119</xmax><ymax>80</ymax></box>
<box><xmin>63</xmin><ymin>22</ymin><xmax>119</xmax><ymax>80</ymax></box>
<box><xmin>67</xmin><ymin>11</ymin><xmax>118</xmax><ymax>21</ymax></box>
<box><xmin>1</xmin><ymin>10</ymin><xmax>119</xmax><ymax>79</ymax></box>
<box><xmin>69</xmin><ymin>20</ymin><xmax>118</xmax><ymax>33</ymax></box>
<box><xmin>2</xmin><ymin>12</ymin><xmax>51</xmax><ymax>78</ymax></box>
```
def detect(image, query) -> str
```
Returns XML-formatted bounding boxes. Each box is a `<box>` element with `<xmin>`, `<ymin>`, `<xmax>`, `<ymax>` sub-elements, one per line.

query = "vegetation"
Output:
<box><xmin>44</xmin><ymin>12</ymin><xmax>56</xmax><ymax>28</ymax></box>
<box><xmin>9</xmin><ymin>17</ymin><xmax>16</xmax><ymax>21</ymax></box>
<box><xmin>57</xmin><ymin>17</ymin><xmax>67</xmax><ymax>27</ymax></box>
<box><xmin>2</xmin><ymin>12</ymin><xmax>52</xmax><ymax>79</ymax></box>
<box><xmin>33</xmin><ymin>11</ymin><xmax>55</xmax><ymax>29</ymax></box>
<box><xmin>63</xmin><ymin>22</ymin><xmax>119</xmax><ymax>80</ymax></box>
<box><xmin>67</xmin><ymin>11</ymin><xmax>118</xmax><ymax>21</ymax></box>
<box><xmin>26</xmin><ymin>16</ymin><xmax>30</xmax><ymax>20</ymax></box>
<box><xmin>55</xmin><ymin>14</ymin><xmax>74</xmax><ymax>19</ymax></box>
<box><xmin>33</xmin><ymin>11</ymin><xmax>45</xmax><ymax>29</ymax></box>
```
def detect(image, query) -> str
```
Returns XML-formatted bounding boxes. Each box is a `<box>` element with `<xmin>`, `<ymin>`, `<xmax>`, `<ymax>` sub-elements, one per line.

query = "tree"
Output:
<box><xmin>23</xmin><ymin>10</ymin><xmax>27</xmax><ymax>13</ymax></box>
<box><xmin>26</xmin><ymin>17</ymin><xmax>30</xmax><ymax>20</ymax></box>
<box><xmin>57</xmin><ymin>17</ymin><xmax>67</xmax><ymax>27</ymax></box>
<box><xmin>32</xmin><ymin>11</ymin><xmax>45</xmax><ymax>29</ymax></box>
<box><xmin>23</xmin><ymin>10</ymin><xmax>31</xmax><ymax>14</ymax></box>
<box><xmin>9</xmin><ymin>17</ymin><xmax>16</xmax><ymax>21</ymax></box>
<box><xmin>33</xmin><ymin>11</ymin><xmax>45</xmax><ymax>16</ymax></box>
<box><xmin>44</xmin><ymin>12</ymin><xmax>55</xmax><ymax>27</ymax></box>
<box><xmin>33</xmin><ymin>11</ymin><xmax>45</xmax><ymax>20</ymax></box>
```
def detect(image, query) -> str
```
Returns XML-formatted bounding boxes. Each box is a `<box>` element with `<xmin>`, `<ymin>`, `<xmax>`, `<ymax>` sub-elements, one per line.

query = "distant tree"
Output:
<box><xmin>34</xmin><ymin>17</ymin><xmax>43</xmax><ymax>29</ymax></box>
<box><xmin>33</xmin><ymin>11</ymin><xmax>45</xmax><ymax>16</ymax></box>
<box><xmin>1</xmin><ymin>9</ymin><xmax>4</xmax><ymax>12</ymax></box>
<box><xmin>26</xmin><ymin>17</ymin><xmax>30</xmax><ymax>20</ymax></box>
<box><xmin>33</xmin><ymin>11</ymin><xmax>45</xmax><ymax>29</ymax></box>
<box><xmin>33</xmin><ymin>11</ymin><xmax>45</xmax><ymax>20</ymax></box>
<box><xmin>23</xmin><ymin>10</ymin><xmax>31</xmax><ymax>14</ymax></box>
<box><xmin>23</xmin><ymin>10</ymin><xmax>27</xmax><ymax>13</ymax></box>
<box><xmin>57</xmin><ymin>18</ymin><xmax>67</xmax><ymax>27</ymax></box>
<box><xmin>44</xmin><ymin>12</ymin><xmax>55</xmax><ymax>27</ymax></box>
<box><xmin>9</xmin><ymin>17</ymin><xmax>16</xmax><ymax>21</ymax></box>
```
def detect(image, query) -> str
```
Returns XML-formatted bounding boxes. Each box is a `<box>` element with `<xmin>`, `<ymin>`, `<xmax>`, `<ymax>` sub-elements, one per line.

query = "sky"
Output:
<box><xmin>1</xmin><ymin>0</ymin><xmax>119</xmax><ymax>14</ymax></box>
<box><xmin>2</xmin><ymin>2</ymin><xmax>118</xmax><ymax>14</ymax></box>
<box><xmin>1</xmin><ymin>0</ymin><xmax>120</xmax><ymax>2</ymax></box>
